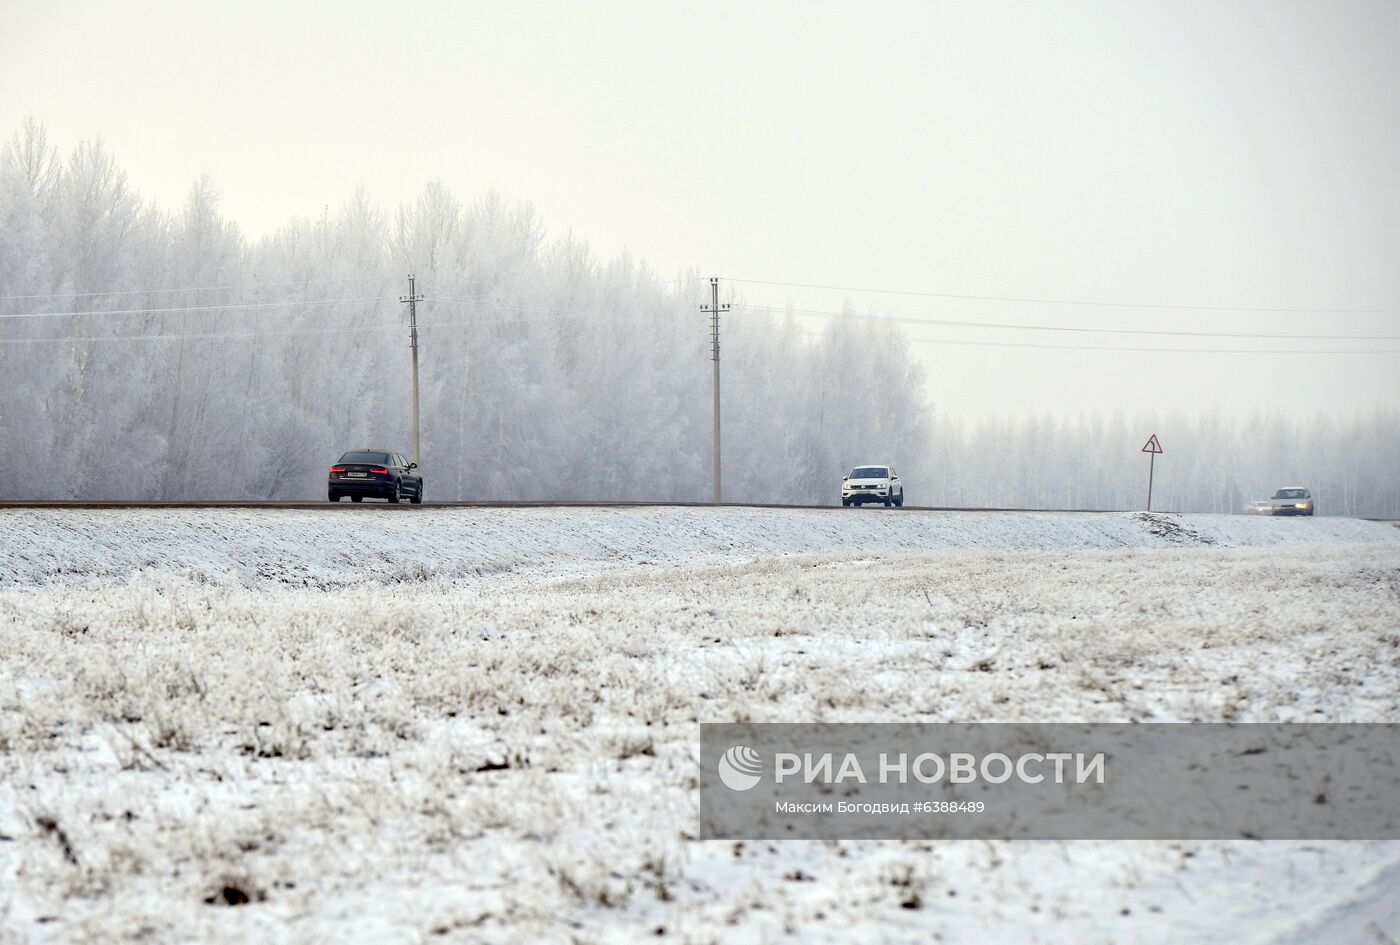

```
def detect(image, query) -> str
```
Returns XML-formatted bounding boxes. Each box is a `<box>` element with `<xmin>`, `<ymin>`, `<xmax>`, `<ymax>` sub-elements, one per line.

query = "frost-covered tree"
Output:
<box><xmin>0</xmin><ymin>125</ymin><xmax>935</xmax><ymax>503</ymax></box>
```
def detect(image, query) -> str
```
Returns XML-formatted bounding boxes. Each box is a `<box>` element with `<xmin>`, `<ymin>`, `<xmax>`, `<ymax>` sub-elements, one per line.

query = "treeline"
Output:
<box><xmin>923</xmin><ymin>409</ymin><xmax>1400</xmax><ymax>517</ymax></box>
<box><xmin>0</xmin><ymin>121</ymin><xmax>930</xmax><ymax>503</ymax></box>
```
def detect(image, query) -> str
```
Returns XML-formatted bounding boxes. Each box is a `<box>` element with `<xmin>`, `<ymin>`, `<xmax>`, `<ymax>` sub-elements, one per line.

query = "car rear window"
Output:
<box><xmin>340</xmin><ymin>451</ymin><xmax>392</xmax><ymax>464</ymax></box>
<box><xmin>851</xmin><ymin>467</ymin><xmax>889</xmax><ymax>478</ymax></box>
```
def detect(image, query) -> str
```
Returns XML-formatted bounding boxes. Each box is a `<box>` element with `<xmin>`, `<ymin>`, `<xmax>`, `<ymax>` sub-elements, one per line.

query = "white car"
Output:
<box><xmin>841</xmin><ymin>464</ymin><xmax>904</xmax><ymax>507</ymax></box>
<box><xmin>1247</xmin><ymin>487</ymin><xmax>1315</xmax><ymax>516</ymax></box>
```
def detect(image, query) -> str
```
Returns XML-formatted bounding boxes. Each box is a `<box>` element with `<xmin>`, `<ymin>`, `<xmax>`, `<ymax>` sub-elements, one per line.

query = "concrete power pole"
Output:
<box><xmin>400</xmin><ymin>274</ymin><xmax>424</xmax><ymax>466</ymax></box>
<box><xmin>700</xmin><ymin>277</ymin><xmax>729</xmax><ymax>504</ymax></box>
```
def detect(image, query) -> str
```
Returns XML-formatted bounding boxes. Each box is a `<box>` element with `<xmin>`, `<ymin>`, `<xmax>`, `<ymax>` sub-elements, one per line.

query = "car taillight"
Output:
<box><xmin>330</xmin><ymin>466</ymin><xmax>346</xmax><ymax>473</ymax></box>
<box><xmin>370</xmin><ymin>467</ymin><xmax>389</xmax><ymax>474</ymax></box>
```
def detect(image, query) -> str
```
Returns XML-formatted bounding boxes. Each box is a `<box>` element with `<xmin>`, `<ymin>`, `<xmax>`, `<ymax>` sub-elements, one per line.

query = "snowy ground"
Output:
<box><xmin>2</xmin><ymin>508</ymin><xmax>1399</xmax><ymax>943</ymax></box>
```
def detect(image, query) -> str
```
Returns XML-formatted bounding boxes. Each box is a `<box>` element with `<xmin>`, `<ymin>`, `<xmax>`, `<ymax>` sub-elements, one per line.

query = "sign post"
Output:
<box><xmin>1141</xmin><ymin>434</ymin><xmax>1164</xmax><ymax>511</ymax></box>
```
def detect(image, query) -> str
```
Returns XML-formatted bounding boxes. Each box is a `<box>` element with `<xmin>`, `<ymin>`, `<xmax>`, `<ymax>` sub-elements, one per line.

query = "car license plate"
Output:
<box><xmin>347</xmin><ymin>472</ymin><xmax>367</xmax><ymax>477</ymax></box>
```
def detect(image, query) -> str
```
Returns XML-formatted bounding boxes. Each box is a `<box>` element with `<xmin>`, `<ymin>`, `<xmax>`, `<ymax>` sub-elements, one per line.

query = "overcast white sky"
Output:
<box><xmin>3</xmin><ymin>0</ymin><xmax>1398</xmax><ymax>420</ymax></box>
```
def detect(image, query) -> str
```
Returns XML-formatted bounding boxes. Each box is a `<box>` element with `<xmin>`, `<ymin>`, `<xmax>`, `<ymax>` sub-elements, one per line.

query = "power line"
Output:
<box><xmin>419</xmin><ymin>311</ymin><xmax>622</xmax><ymax>329</ymax></box>
<box><xmin>425</xmin><ymin>296</ymin><xmax>633</xmax><ymax>318</ymax></box>
<box><xmin>6</xmin><ymin>272</ymin><xmax>1394</xmax><ymax>318</ymax></box>
<box><xmin>915</xmin><ymin>337</ymin><xmax>1399</xmax><ymax>355</ymax></box>
<box><xmin>791</xmin><ymin>328</ymin><xmax>1398</xmax><ymax>356</ymax></box>
<box><xmin>0</xmin><ymin>272</ymin><xmax>689</xmax><ymax>305</ymax></box>
<box><xmin>425</xmin><ymin>295</ymin><xmax>683</xmax><ymax>318</ymax></box>
<box><xmin>729</xmin><ymin>277</ymin><xmax>1400</xmax><ymax>316</ymax></box>
<box><xmin>0</xmin><ymin>271</ymin><xmax>681</xmax><ymax>310</ymax></box>
<box><xmin>5</xmin><ymin>302</ymin><xmax>1399</xmax><ymax>354</ymax></box>
<box><xmin>7</xmin><ymin>319</ymin><xmax>1400</xmax><ymax>353</ymax></box>
<box><xmin>0</xmin><ymin>324</ymin><xmax>397</xmax><ymax>344</ymax></box>
<box><xmin>0</xmin><ymin>290</ymin><xmax>663</xmax><ymax>322</ymax></box>
<box><xmin>748</xmin><ymin>303</ymin><xmax>1400</xmax><ymax>341</ymax></box>
<box><xmin>0</xmin><ymin>275</ymin><xmax>388</xmax><ymax>302</ymax></box>
<box><xmin>0</xmin><ymin>309</ymin><xmax>638</xmax><ymax>345</ymax></box>
<box><xmin>20</xmin><ymin>289</ymin><xmax>1394</xmax><ymax>341</ymax></box>
<box><xmin>0</xmin><ymin>296</ymin><xmax>394</xmax><ymax>320</ymax></box>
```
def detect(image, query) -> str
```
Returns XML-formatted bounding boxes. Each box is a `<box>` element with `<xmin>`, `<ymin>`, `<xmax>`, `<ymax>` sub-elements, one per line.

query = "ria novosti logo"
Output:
<box><xmin>717</xmin><ymin>745</ymin><xmax>1107</xmax><ymax>791</ymax></box>
<box><xmin>717</xmin><ymin>745</ymin><xmax>763</xmax><ymax>791</ymax></box>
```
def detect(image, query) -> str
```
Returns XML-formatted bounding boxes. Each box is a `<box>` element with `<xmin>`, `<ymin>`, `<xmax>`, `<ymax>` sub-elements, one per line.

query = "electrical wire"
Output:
<box><xmin>0</xmin><ymin>309</ymin><xmax>632</xmax><ymax>345</ymax></box>
<box><xmin>0</xmin><ymin>296</ymin><xmax>396</xmax><ymax>319</ymax></box>
<box><xmin>0</xmin><ymin>276</ymin><xmax>684</xmax><ymax>315</ymax></box>
<box><xmin>728</xmin><ymin>277</ymin><xmax>1400</xmax><ymax>316</ymax></box>
<box><xmin>0</xmin><ymin>275</ymin><xmax>389</xmax><ymax>302</ymax></box>
<box><xmin>6</xmin><ymin>316</ymin><xmax>1399</xmax><ymax>354</ymax></box>
<box><xmin>743</xmin><ymin>303</ymin><xmax>1400</xmax><ymax>341</ymax></box>
<box><xmin>790</xmin><ymin>326</ymin><xmax>1399</xmax><ymax>355</ymax></box>
<box><xmin>4</xmin><ymin>290</ymin><xmax>1399</xmax><ymax>353</ymax></box>
<box><xmin>0</xmin><ymin>325</ymin><xmax>395</xmax><ymax>344</ymax></box>
<box><xmin>897</xmin><ymin>336</ymin><xmax>1399</xmax><ymax>356</ymax></box>
<box><xmin>424</xmin><ymin>296</ymin><xmax>665</xmax><ymax>321</ymax></box>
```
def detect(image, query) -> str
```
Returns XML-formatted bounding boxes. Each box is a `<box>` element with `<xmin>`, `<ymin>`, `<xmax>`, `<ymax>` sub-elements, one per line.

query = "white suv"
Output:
<box><xmin>841</xmin><ymin>464</ymin><xmax>904</xmax><ymax>507</ymax></box>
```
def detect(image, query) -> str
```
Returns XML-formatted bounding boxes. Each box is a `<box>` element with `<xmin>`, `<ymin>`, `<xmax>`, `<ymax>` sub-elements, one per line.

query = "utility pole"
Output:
<box><xmin>700</xmin><ymin>277</ymin><xmax>728</xmax><ymax>504</ymax></box>
<box><xmin>400</xmin><ymin>274</ymin><xmax>424</xmax><ymax>466</ymax></box>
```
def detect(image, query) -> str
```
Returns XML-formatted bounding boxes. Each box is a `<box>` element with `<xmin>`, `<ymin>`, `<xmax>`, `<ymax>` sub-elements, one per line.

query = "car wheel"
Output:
<box><xmin>351</xmin><ymin>495</ymin><xmax>363</xmax><ymax>503</ymax></box>
<box><xmin>895</xmin><ymin>492</ymin><xmax>904</xmax><ymax>508</ymax></box>
<box><xmin>388</xmin><ymin>481</ymin><xmax>401</xmax><ymax>504</ymax></box>
<box><xmin>884</xmin><ymin>495</ymin><xmax>893</xmax><ymax>507</ymax></box>
<box><xmin>329</xmin><ymin>492</ymin><xmax>340</xmax><ymax>502</ymax></box>
<box><xmin>842</xmin><ymin>498</ymin><xmax>850</xmax><ymax>507</ymax></box>
<box><xmin>410</xmin><ymin>482</ymin><xmax>423</xmax><ymax>505</ymax></box>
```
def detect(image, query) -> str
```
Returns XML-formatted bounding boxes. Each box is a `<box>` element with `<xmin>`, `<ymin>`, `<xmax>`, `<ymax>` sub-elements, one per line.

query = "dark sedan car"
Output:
<box><xmin>328</xmin><ymin>450</ymin><xmax>423</xmax><ymax>504</ymax></box>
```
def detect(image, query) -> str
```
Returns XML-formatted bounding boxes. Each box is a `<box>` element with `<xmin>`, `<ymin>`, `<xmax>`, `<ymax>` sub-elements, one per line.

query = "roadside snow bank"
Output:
<box><xmin>4</xmin><ymin>506</ymin><xmax>1397</xmax><ymax>588</ymax></box>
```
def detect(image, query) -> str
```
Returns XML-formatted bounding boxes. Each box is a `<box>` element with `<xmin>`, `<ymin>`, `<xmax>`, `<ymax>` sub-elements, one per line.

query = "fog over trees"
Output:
<box><xmin>925</xmin><ymin>409</ymin><xmax>1400</xmax><ymax>518</ymax></box>
<box><xmin>1</xmin><ymin>121</ymin><xmax>1396</xmax><ymax>514</ymax></box>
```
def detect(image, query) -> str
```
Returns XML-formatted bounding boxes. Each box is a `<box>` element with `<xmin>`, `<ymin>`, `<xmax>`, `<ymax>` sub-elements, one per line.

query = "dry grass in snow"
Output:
<box><xmin>1</xmin><ymin>510</ymin><xmax>1399</xmax><ymax>943</ymax></box>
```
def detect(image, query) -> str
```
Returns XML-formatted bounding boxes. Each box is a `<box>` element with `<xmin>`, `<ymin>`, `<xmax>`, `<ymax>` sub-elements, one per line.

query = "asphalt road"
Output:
<box><xmin>0</xmin><ymin>499</ymin><xmax>1123</xmax><ymax>512</ymax></box>
<box><xmin>0</xmin><ymin>499</ymin><xmax>1393</xmax><ymax>520</ymax></box>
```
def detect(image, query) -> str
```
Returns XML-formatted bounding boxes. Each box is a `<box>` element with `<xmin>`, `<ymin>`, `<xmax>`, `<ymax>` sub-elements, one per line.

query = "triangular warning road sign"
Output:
<box><xmin>1141</xmin><ymin>434</ymin><xmax>1163</xmax><ymax>454</ymax></box>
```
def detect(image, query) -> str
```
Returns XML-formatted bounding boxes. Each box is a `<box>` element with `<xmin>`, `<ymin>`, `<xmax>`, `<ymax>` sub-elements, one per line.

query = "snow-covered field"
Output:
<box><xmin>2</xmin><ymin>508</ymin><xmax>1399</xmax><ymax>943</ymax></box>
